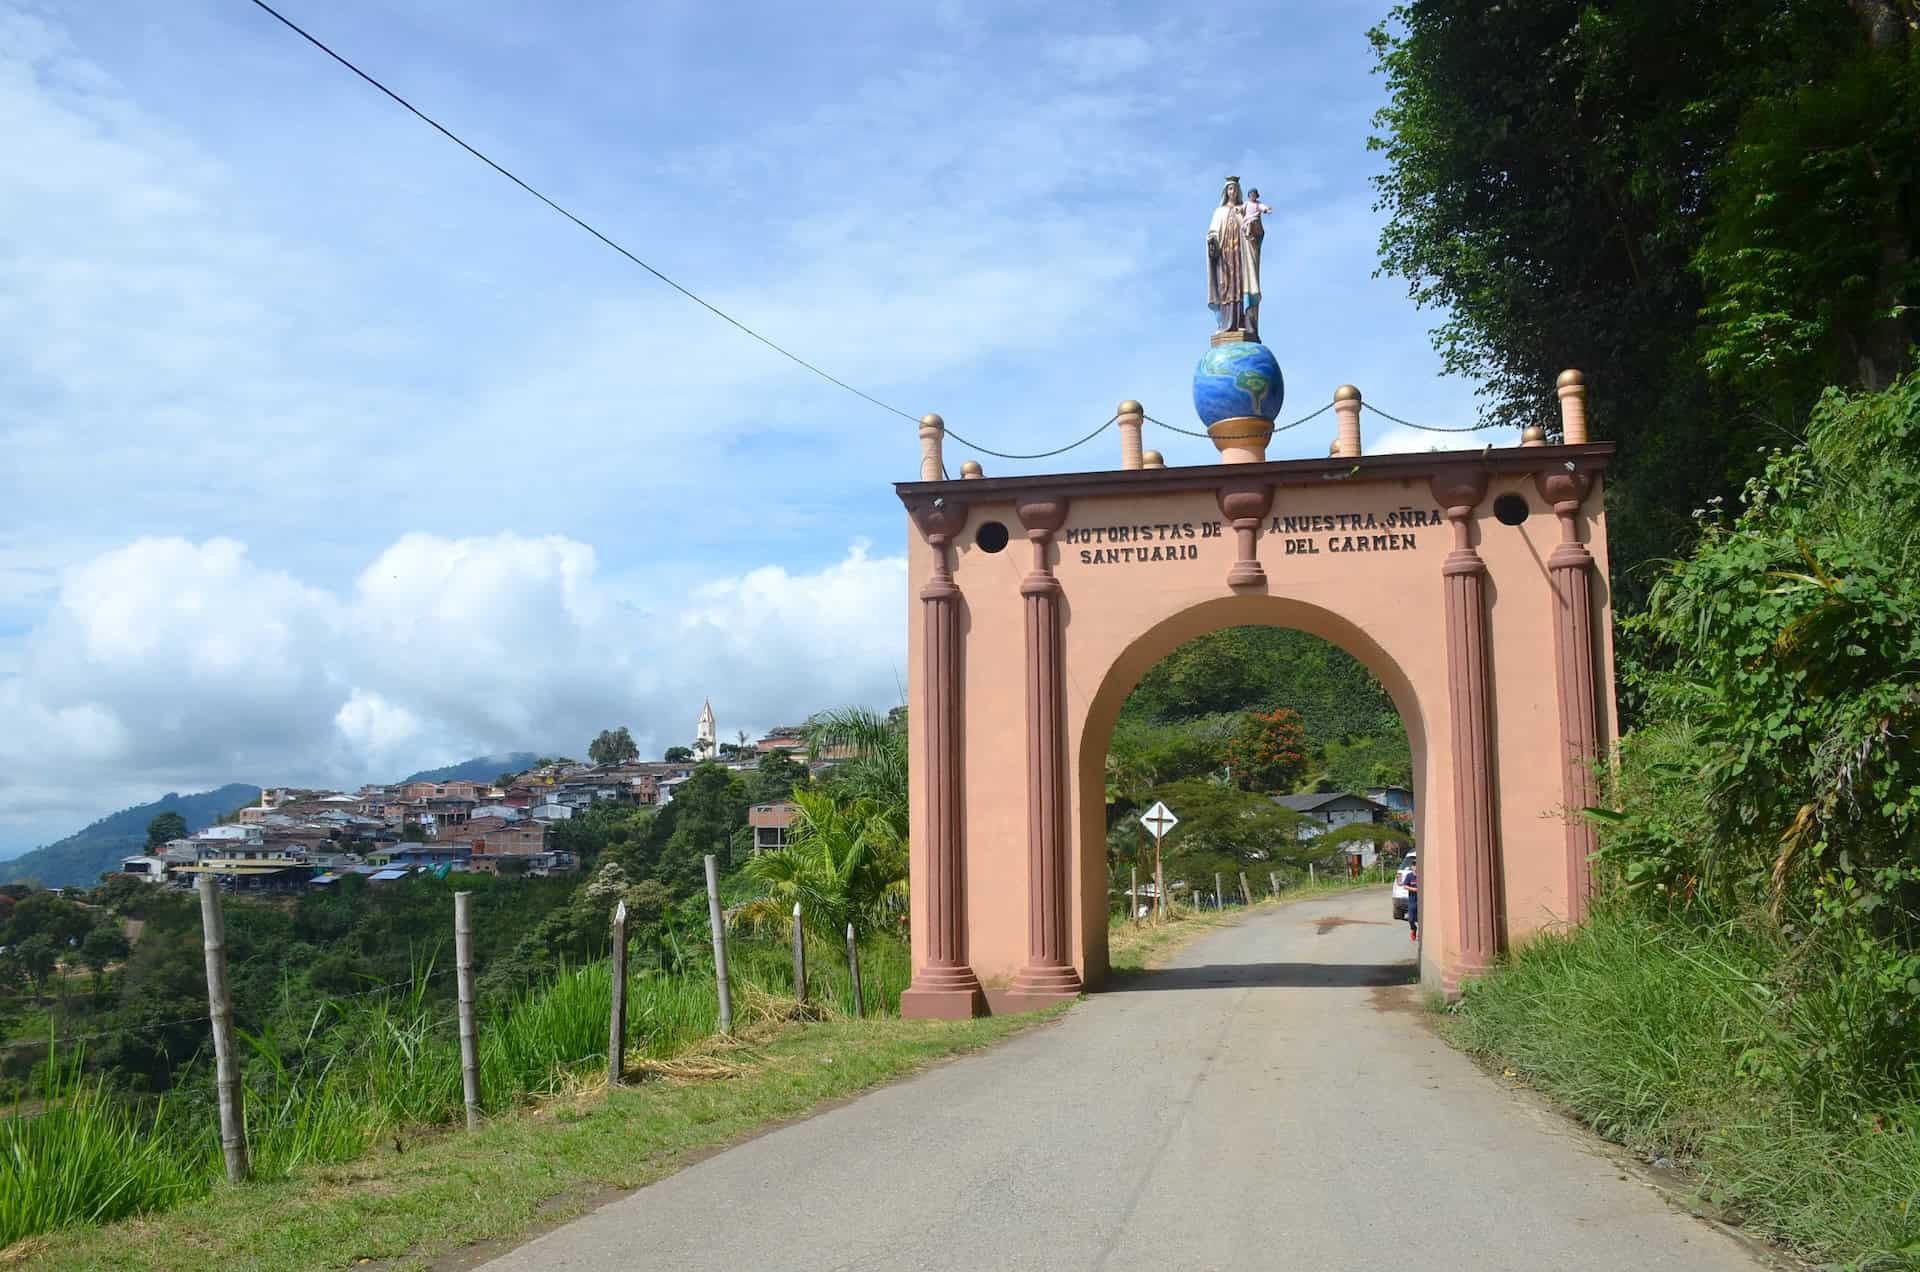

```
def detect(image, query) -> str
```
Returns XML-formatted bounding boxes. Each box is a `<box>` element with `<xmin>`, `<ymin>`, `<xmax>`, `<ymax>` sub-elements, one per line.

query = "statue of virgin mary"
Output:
<box><xmin>1206</xmin><ymin>176</ymin><xmax>1261</xmax><ymax>340</ymax></box>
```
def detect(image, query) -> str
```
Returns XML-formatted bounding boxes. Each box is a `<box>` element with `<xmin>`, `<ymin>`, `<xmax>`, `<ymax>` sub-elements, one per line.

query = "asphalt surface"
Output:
<box><xmin>481</xmin><ymin>890</ymin><xmax>1767</xmax><ymax>1271</ymax></box>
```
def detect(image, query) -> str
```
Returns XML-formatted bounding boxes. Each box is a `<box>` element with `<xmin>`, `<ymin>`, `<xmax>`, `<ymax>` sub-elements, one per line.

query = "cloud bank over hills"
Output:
<box><xmin>0</xmin><ymin>534</ymin><xmax>905</xmax><ymax>853</ymax></box>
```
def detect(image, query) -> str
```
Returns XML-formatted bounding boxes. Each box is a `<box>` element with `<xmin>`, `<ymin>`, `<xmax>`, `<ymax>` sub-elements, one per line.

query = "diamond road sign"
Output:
<box><xmin>1141</xmin><ymin>801</ymin><xmax>1179</xmax><ymax>837</ymax></box>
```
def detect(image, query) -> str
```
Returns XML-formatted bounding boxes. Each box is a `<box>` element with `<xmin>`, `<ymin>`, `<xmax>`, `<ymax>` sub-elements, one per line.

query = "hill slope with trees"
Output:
<box><xmin>0</xmin><ymin>784</ymin><xmax>262</xmax><ymax>888</ymax></box>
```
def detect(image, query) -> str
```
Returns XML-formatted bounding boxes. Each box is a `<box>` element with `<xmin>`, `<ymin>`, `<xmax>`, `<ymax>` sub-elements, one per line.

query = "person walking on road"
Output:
<box><xmin>1404</xmin><ymin>863</ymin><xmax>1419</xmax><ymax>941</ymax></box>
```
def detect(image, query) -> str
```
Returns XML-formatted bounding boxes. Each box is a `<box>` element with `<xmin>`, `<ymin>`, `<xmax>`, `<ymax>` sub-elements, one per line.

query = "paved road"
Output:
<box><xmin>483</xmin><ymin>890</ymin><xmax>1766</xmax><ymax>1271</ymax></box>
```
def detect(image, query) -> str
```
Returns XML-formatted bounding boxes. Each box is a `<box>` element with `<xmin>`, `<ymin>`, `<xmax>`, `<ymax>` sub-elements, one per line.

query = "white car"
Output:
<box><xmin>1392</xmin><ymin>852</ymin><xmax>1417</xmax><ymax>920</ymax></box>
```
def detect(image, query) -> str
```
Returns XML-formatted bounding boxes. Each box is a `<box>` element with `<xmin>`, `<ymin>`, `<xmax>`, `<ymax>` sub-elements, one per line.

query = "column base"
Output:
<box><xmin>900</xmin><ymin>967</ymin><xmax>988</xmax><ymax>1020</ymax></box>
<box><xmin>995</xmin><ymin>962</ymin><xmax>1083</xmax><ymax>1014</ymax></box>
<box><xmin>1005</xmin><ymin>963</ymin><xmax>1081</xmax><ymax>1001</ymax></box>
<box><xmin>1438</xmin><ymin>955</ymin><xmax>1492</xmax><ymax>1000</ymax></box>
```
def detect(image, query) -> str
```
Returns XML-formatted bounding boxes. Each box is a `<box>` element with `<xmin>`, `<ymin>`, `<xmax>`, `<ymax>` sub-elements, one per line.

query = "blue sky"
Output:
<box><xmin>0</xmin><ymin>0</ymin><xmax>1493</xmax><ymax>853</ymax></box>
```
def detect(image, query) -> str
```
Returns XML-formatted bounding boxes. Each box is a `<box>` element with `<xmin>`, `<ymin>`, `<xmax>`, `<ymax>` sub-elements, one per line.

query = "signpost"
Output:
<box><xmin>1141</xmin><ymin>800</ymin><xmax>1179</xmax><ymax>922</ymax></box>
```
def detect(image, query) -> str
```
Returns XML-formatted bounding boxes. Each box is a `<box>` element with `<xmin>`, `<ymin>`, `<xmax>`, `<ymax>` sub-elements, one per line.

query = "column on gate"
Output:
<box><xmin>1430</xmin><ymin>470</ymin><xmax>1501</xmax><ymax>986</ymax></box>
<box><xmin>1536</xmin><ymin>467</ymin><xmax>1602</xmax><ymax>922</ymax></box>
<box><xmin>1006</xmin><ymin>494</ymin><xmax>1083</xmax><ymax>1007</ymax></box>
<box><xmin>900</xmin><ymin>498</ymin><xmax>988</xmax><ymax>1020</ymax></box>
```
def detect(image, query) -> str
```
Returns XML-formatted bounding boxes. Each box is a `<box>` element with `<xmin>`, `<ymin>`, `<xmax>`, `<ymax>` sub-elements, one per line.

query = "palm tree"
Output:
<box><xmin>733</xmin><ymin>788</ymin><xmax>907</xmax><ymax>940</ymax></box>
<box><xmin>805</xmin><ymin>706</ymin><xmax>908</xmax><ymax>835</ymax></box>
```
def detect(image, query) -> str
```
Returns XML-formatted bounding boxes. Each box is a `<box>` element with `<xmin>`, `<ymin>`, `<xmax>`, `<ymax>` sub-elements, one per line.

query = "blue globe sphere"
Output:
<box><xmin>1192</xmin><ymin>341</ymin><xmax>1284</xmax><ymax>428</ymax></box>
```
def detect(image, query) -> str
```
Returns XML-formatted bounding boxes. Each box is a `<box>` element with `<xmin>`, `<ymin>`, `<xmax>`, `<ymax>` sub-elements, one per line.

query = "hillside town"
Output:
<box><xmin>116</xmin><ymin>701</ymin><xmax>818</xmax><ymax>893</ymax></box>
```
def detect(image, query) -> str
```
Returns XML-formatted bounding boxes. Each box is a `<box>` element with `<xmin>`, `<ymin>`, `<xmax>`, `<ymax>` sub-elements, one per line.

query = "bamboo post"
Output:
<box><xmin>791</xmin><ymin>902</ymin><xmax>807</xmax><ymax>1007</ymax></box>
<box><xmin>455</xmin><ymin>891</ymin><xmax>481</xmax><ymax>1130</ymax></box>
<box><xmin>1239</xmin><ymin>871</ymin><xmax>1252</xmax><ymax>906</ymax></box>
<box><xmin>608</xmin><ymin>898</ymin><xmax>628</xmax><ymax>1087</ymax></box>
<box><xmin>846</xmin><ymin>922</ymin><xmax>865</xmax><ymax>1019</ymax></box>
<box><xmin>197</xmin><ymin>877</ymin><xmax>248</xmax><ymax>1182</ymax></box>
<box><xmin>705</xmin><ymin>854</ymin><xmax>733</xmax><ymax>1035</ymax></box>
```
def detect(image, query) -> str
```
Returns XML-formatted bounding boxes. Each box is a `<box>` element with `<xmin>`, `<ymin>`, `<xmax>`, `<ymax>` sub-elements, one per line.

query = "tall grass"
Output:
<box><xmin>0</xmin><ymin>1050</ymin><xmax>202</xmax><ymax>1247</ymax></box>
<box><xmin>0</xmin><ymin>932</ymin><xmax>914</xmax><ymax>1251</ymax></box>
<box><xmin>1449</xmin><ymin>902</ymin><xmax>1920</xmax><ymax>1266</ymax></box>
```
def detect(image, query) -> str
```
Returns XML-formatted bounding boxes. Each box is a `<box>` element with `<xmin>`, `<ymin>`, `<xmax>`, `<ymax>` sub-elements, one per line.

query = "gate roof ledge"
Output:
<box><xmin>896</xmin><ymin>441</ymin><xmax>1614</xmax><ymax>504</ymax></box>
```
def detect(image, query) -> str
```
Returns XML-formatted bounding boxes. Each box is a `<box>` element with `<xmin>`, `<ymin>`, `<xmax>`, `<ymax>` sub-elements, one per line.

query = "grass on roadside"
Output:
<box><xmin>1445</xmin><ymin>902</ymin><xmax>1920</xmax><ymax>1268</ymax></box>
<box><xmin>6</xmin><ymin>1011</ymin><xmax>1051</xmax><ymax>1272</ymax></box>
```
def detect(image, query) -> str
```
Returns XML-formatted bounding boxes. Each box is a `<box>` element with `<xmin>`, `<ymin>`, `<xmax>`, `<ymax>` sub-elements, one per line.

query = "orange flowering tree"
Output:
<box><xmin>1225</xmin><ymin>707</ymin><xmax>1308</xmax><ymax>793</ymax></box>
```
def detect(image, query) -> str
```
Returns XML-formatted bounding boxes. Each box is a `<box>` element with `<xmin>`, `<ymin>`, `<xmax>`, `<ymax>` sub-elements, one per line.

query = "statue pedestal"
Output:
<box><xmin>1208</xmin><ymin>415</ymin><xmax>1274</xmax><ymax>463</ymax></box>
<box><xmin>1211</xmin><ymin>329</ymin><xmax>1255</xmax><ymax>347</ymax></box>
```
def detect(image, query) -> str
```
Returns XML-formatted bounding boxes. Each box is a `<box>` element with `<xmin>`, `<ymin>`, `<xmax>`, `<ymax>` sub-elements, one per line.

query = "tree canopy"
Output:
<box><xmin>587</xmin><ymin>726</ymin><xmax>639</xmax><ymax>766</ymax></box>
<box><xmin>1368</xmin><ymin>0</ymin><xmax>1916</xmax><ymax>611</ymax></box>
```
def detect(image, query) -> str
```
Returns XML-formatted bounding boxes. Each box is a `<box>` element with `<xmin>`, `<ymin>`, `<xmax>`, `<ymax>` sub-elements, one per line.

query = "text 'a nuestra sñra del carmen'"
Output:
<box><xmin>1060</xmin><ymin>506</ymin><xmax>1446</xmax><ymax>567</ymax></box>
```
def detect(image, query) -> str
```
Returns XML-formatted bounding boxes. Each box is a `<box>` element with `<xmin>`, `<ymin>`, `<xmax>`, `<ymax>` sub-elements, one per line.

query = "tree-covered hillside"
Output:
<box><xmin>0</xmin><ymin>784</ymin><xmax>262</xmax><ymax>888</ymax></box>
<box><xmin>1118</xmin><ymin>625</ymin><xmax>1409</xmax><ymax>792</ymax></box>
<box><xmin>401</xmin><ymin>752</ymin><xmax>540</xmax><ymax>785</ymax></box>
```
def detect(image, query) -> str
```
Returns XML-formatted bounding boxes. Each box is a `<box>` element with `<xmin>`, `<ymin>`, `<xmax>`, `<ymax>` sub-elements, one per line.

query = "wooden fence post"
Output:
<box><xmin>1215</xmin><ymin>871</ymin><xmax>1223</xmax><ymax>910</ymax></box>
<box><xmin>791</xmin><ymin>902</ymin><xmax>807</xmax><ymax>1007</ymax></box>
<box><xmin>197</xmin><ymin>877</ymin><xmax>248</xmax><ymax>1183</ymax></box>
<box><xmin>1239</xmin><ymin>871</ymin><xmax>1252</xmax><ymax>906</ymax></box>
<box><xmin>608</xmin><ymin>898</ymin><xmax>628</xmax><ymax>1087</ymax></box>
<box><xmin>1310</xmin><ymin>862</ymin><xmax>1317</xmax><ymax>886</ymax></box>
<box><xmin>1130</xmin><ymin>867</ymin><xmax>1139</xmax><ymax>923</ymax></box>
<box><xmin>455</xmin><ymin>891</ymin><xmax>481</xmax><ymax>1131</ymax></box>
<box><xmin>1269</xmin><ymin>870</ymin><xmax>1280</xmax><ymax>898</ymax></box>
<box><xmin>846</xmin><ymin>922</ymin><xmax>865</xmax><ymax>1019</ymax></box>
<box><xmin>705</xmin><ymin>854</ymin><xmax>733</xmax><ymax>1035</ymax></box>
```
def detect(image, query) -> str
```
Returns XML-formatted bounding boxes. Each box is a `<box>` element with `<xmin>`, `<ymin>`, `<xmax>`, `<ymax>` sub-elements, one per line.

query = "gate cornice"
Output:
<box><xmin>896</xmin><ymin>442</ymin><xmax>1613</xmax><ymax>504</ymax></box>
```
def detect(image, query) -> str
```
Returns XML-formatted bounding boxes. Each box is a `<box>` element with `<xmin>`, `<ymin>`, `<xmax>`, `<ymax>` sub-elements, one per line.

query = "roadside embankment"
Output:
<box><xmin>1445</xmin><ymin>903</ymin><xmax>1920</xmax><ymax>1268</ymax></box>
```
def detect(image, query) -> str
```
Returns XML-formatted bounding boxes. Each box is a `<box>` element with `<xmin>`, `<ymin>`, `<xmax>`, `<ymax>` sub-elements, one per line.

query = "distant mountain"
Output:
<box><xmin>401</xmin><ymin>753</ymin><xmax>541</xmax><ymax>785</ymax></box>
<box><xmin>0</xmin><ymin>784</ymin><xmax>262</xmax><ymax>888</ymax></box>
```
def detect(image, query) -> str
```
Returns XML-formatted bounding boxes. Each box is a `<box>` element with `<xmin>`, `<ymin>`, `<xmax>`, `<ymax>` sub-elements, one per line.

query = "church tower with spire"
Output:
<box><xmin>695</xmin><ymin>697</ymin><xmax>717</xmax><ymax>761</ymax></box>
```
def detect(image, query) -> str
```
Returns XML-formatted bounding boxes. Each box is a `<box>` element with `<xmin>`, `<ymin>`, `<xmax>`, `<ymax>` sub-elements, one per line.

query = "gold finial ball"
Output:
<box><xmin>1556</xmin><ymin>369</ymin><xmax>1585</xmax><ymax>389</ymax></box>
<box><xmin>959</xmin><ymin>459</ymin><xmax>983</xmax><ymax>478</ymax></box>
<box><xmin>1142</xmin><ymin>449</ymin><xmax>1165</xmax><ymax>468</ymax></box>
<box><xmin>1329</xmin><ymin>440</ymin><xmax>1340</xmax><ymax>456</ymax></box>
<box><xmin>1522</xmin><ymin>424</ymin><xmax>1547</xmax><ymax>444</ymax></box>
<box><xmin>1334</xmin><ymin>384</ymin><xmax>1362</xmax><ymax>403</ymax></box>
<box><xmin>1118</xmin><ymin>399</ymin><xmax>1143</xmax><ymax>416</ymax></box>
<box><xmin>920</xmin><ymin>412</ymin><xmax>945</xmax><ymax>430</ymax></box>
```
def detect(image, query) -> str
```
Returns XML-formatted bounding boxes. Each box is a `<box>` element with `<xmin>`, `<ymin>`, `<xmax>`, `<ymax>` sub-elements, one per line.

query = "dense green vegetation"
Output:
<box><xmin>1372</xmin><ymin>11</ymin><xmax>1919</xmax><ymax>1259</ymax></box>
<box><xmin>1105</xmin><ymin>626</ymin><xmax>1413</xmax><ymax>900</ymax></box>
<box><xmin>0</xmin><ymin>784</ymin><xmax>262</xmax><ymax>889</ymax></box>
<box><xmin>0</xmin><ymin>718</ymin><xmax>921</xmax><ymax>1250</ymax></box>
<box><xmin>1369</xmin><ymin>0</ymin><xmax>1915</xmax><ymax>615</ymax></box>
<box><xmin>1451</xmin><ymin>365</ymin><xmax>1920</xmax><ymax>1267</ymax></box>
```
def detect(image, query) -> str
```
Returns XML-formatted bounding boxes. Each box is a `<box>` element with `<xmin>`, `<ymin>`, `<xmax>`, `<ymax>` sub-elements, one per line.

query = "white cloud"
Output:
<box><xmin>0</xmin><ymin>533</ymin><xmax>906</xmax><ymax>851</ymax></box>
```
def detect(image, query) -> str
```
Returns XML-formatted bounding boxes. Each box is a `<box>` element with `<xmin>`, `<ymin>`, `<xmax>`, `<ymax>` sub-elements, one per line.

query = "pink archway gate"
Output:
<box><xmin>896</xmin><ymin>402</ymin><xmax>1616</xmax><ymax>1017</ymax></box>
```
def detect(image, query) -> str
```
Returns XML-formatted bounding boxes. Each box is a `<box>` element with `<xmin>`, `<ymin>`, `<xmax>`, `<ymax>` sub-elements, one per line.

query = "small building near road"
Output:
<box><xmin>1273</xmin><ymin>791</ymin><xmax>1396</xmax><ymax>870</ymax></box>
<box><xmin>749</xmin><ymin>801</ymin><xmax>796</xmax><ymax>853</ymax></box>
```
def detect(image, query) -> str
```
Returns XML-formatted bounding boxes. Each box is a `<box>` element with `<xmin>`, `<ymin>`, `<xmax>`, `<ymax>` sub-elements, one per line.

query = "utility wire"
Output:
<box><xmin>245</xmin><ymin>0</ymin><xmax>920</xmax><ymax>425</ymax></box>
<box><xmin>12</xmin><ymin>965</ymin><xmax>456</xmax><ymax>1050</ymax></box>
<box><xmin>248</xmin><ymin>3</ymin><xmax>1509</xmax><ymax>466</ymax></box>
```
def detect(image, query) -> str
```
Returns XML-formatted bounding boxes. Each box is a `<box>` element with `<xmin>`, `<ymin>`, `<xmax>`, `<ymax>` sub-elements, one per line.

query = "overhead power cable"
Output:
<box><xmin>245</xmin><ymin>0</ymin><xmax>921</xmax><ymax>426</ymax></box>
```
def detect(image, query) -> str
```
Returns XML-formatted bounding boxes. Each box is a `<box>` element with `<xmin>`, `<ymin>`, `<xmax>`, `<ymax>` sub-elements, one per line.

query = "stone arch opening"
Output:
<box><xmin>1074</xmin><ymin>600</ymin><xmax>1429</xmax><ymax>984</ymax></box>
